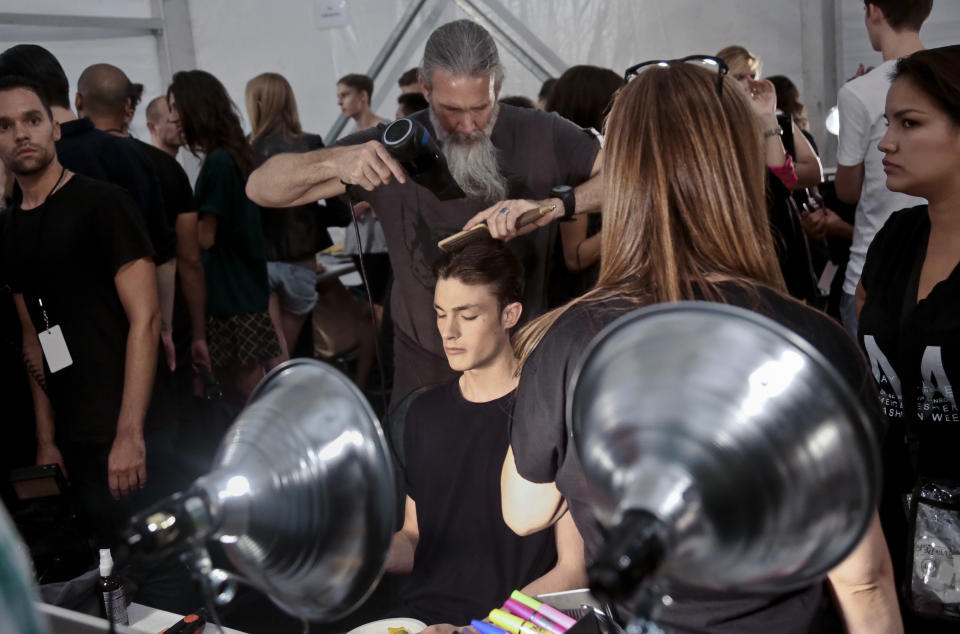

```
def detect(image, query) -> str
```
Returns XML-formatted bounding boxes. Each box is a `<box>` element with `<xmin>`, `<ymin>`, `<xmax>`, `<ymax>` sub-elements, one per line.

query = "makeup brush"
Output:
<box><xmin>438</xmin><ymin>204</ymin><xmax>556</xmax><ymax>252</ymax></box>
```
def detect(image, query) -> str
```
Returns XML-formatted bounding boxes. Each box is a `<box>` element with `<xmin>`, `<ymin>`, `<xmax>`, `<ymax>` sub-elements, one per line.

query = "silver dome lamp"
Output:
<box><xmin>569</xmin><ymin>303</ymin><xmax>881</xmax><ymax>623</ymax></box>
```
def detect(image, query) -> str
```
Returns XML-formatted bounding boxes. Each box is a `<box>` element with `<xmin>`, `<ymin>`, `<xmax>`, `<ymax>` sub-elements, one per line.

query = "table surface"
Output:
<box><xmin>127</xmin><ymin>602</ymin><xmax>246</xmax><ymax>633</ymax></box>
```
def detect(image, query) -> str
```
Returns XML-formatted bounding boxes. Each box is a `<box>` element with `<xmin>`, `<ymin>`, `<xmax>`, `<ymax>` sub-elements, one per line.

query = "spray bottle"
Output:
<box><xmin>98</xmin><ymin>548</ymin><xmax>129</xmax><ymax>625</ymax></box>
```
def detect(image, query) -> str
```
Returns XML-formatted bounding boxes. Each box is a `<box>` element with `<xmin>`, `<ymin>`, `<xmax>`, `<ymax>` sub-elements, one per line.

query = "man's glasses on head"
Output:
<box><xmin>623</xmin><ymin>55</ymin><xmax>729</xmax><ymax>98</ymax></box>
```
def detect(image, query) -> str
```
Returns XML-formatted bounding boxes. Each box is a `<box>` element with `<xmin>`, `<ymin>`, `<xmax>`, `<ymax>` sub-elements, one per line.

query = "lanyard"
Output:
<box><xmin>14</xmin><ymin>167</ymin><xmax>67</xmax><ymax>327</ymax></box>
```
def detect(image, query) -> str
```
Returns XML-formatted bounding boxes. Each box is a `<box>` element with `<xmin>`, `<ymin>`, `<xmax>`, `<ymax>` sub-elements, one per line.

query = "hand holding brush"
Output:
<box><xmin>439</xmin><ymin>203</ymin><xmax>557</xmax><ymax>251</ymax></box>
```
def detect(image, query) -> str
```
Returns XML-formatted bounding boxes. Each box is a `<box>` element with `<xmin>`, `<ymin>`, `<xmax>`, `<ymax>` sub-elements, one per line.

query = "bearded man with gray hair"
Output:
<box><xmin>247</xmin><ymin>20</ymin><xmax>602</xmax><ymax>408</ymax></box>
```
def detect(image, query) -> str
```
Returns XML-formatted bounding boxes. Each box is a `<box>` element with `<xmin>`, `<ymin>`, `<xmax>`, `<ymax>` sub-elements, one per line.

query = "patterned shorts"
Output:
<box><xmin>207</xmin><ymin>311</ymin><xmax>281</xmax><ymax>367</ymax></box>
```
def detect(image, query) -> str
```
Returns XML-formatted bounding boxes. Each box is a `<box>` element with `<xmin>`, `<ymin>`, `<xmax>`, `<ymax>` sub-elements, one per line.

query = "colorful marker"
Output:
<box><xmin>471</xmin><ymin>620</ymin><xmax>509</xmax><ymax>634</ymax></box>
<box><xmin>509</xmin><ymin>590</ymin><xmax>577</xmax><ymax>630</ymax></box>
<box><xmin>489</xmin><ymin>608</ymin><xmax>551</xmax><ymax>634</ymax></box>
<box><xmin>503</xmin><ymin>599</ymin><xmax>565</xmax><ymax>634</ymax></box>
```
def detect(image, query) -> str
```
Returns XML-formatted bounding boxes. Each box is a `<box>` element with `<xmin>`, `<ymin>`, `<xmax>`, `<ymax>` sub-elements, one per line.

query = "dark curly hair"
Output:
<box><xmin>168</xmin><ymin>70</ymin><xmax>255</xmax><ymax>175</ymax></box>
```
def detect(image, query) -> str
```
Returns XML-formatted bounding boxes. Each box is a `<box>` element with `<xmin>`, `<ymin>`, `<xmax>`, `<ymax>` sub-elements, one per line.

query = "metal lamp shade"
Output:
<box><xmin>194</xmin><ymin>359</ymin><xmax>396</xmax><ymax>620</ymax></box>
<box><xmin>570</xmin><ymin>302</ymin><xmax>880</xmax><ymax>592</ymax></box>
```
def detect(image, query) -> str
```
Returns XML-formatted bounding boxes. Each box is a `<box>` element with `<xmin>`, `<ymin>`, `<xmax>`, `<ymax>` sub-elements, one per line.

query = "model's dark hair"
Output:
<box><xmin>545</xmin><ymin>65</ymin><xmax>623</xmax><ymax>130</ymax></box>
<box><xmin>864</xmin><ymin>0</ymin><xmax>932</xmax><ymax>31</ymax></box>
<box><xmin>168</xmin><ymin>70</ymin><xmax>255</xmax><ymax>175</ymax></box>
<box><xmin>892</xmin><ymin>45</ymin><xmax>960</xmax><ymax>127</ymax></box>
<box><xmin>0</xmin><ymin>44</ymin><xmax>69</xmax><ymax>108</ymax></box>
<box><xmin>433</xmin><ymin>237</ymin><xmax>524</xmax><ymax>311</ymax></box>
<box><xmin>338</xmin><ymin>73</ymin><xmax>374</xmax><ymax>99</ymax></box>
<box><xmin>398</xmin><ymin>67</ymin><xmax>419</xmax><ymax>87</ymax></box>
<box><xmin>768</xmin><ymin>75</ymin><xmax>803</xmax><ymax>120</ymax></box>
<box><xmin>0</xmin><ymin>75</ymin><xmax>53</xmax><ymax>118</ymax></box>
<box><xmin>397</xmin><ymin>92</ymin><xmax>428</xmax><ymax>116</ymax></box>
<box><xmin>499</xmin><ymin>95</ymin><xmax>536</xmax><ymax>109</ymax></box>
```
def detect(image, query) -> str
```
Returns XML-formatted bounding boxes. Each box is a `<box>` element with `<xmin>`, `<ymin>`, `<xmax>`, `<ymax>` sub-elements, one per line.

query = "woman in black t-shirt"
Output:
<box><xmin>856</xmin><ymin>45</ymin><xmax>960</xmax><ymax>632</ymax></box>
<box><xmin>500</xmin><ymin>59</ymin><xmax>900</xmax><ymax>633</ymax></box>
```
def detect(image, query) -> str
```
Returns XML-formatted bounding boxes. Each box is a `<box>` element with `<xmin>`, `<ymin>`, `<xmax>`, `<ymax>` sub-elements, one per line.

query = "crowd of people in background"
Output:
<box><xmin>0</xmin><ymin>0</ymin><xmax>957</xmax><ymax>632</ymax></box>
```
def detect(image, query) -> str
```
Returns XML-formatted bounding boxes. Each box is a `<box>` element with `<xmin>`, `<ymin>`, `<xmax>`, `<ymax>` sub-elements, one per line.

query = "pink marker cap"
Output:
<box><xmin>535</xmin><ymin>603</ymin><xmax>576</xmax><ymax>630</ymax></box>
<box><xmin>503</xmin><ymin>598</ymin><xmax>536</xmax><ymax>621</ymax></box>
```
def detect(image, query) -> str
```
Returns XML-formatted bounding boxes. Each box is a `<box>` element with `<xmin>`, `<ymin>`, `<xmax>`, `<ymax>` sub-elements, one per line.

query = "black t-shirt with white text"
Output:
<box><xmin>860</xmin><ymin>205</ymin><xmax>960</xmax><ymax>480</ymax></box>
<box><xmin>3</xmin><ymin>174</ymin><xmax>172</xmax><ymax>444</ymax></box>
<box><xmin>401</xmin><ymin>381</ymin><xmax>557</xmax><ymax>625</ymax></box>
<box><xmin>512</xmin><ymin>283</ymin><xmax>881</xmax><ymax>633</ymax></box>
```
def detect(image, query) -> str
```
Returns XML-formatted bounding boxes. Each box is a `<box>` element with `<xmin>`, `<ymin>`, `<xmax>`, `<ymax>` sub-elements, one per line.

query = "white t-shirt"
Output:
<box><xmin>838</xmin><ymin>59</ymin><xmax>925</xmax><ymax>295</ymax></box>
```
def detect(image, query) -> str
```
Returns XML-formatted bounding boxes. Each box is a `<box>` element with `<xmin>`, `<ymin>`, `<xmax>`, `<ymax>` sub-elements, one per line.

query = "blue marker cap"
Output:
<box><xmin>471</xmin><ymin>620</ymin><xmax>509</xmax><ymax>634</ymax></box>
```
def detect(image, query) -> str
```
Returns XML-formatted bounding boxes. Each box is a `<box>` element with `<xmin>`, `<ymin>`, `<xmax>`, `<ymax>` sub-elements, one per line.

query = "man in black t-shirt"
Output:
<box><xmin>0</xmin><ymin>77</ymin><xmax>192</xmax><ymax>610</ymax></box>
<box><xmin>77</xmin><ymin>63</ymin><xmax>211</xmax><ymax>385</ymax></box>
<box><xmin>383</xmin><ymin>239</ymin><xmax>585</xmax><ymax>629</ymax></box>
<box><xmin>0</xmin><ymin>46</ymin><xmax>180</xmax><ymax>373</ymax></box>
<box><xmin>247</xmin><ymin>20</ymin><xmax>603</xmax><ymax>410</ymax></box>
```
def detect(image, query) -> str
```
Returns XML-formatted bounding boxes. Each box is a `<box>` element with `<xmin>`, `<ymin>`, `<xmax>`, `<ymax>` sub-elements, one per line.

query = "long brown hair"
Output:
<box><xmin>246</xmin><ymin>72</ymin><xmax>304</xmax><ymax>141</ymax></box>
<box><xmin>515</xmin><ymin>62</ymin><xmax>784</xmax><ymax>365</ymax></box>
<box><xmin>168</xmin><ymin>70</ymin><xmax>255</xmax><ymax>175</ymax></box>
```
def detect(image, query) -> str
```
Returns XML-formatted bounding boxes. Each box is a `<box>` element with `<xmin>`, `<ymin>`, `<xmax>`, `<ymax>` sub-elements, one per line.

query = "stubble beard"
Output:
<box><xmin>430</xmin><ymin>106</ymin><xmax>508</xmax><ymax>203</ymax></box>
<box><xmin>8</xmin><ymin>144</ymin><xmax>55</xmax><ymax>177</ymax></box>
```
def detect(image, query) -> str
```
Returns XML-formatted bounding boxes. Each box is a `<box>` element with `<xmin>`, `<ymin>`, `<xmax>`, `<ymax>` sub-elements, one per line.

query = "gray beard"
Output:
<box><xmin>430</xmin><ymin>107</ymin><xmax>507</xmax><ymax>202</ymax></box>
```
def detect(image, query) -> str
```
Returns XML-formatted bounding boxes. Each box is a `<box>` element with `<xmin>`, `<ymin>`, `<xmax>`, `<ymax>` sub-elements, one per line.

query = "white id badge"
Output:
<box><xmin>38</xmin><ymin>325</ymin><xmax>73</xmax><ymax>373</ymax></box>
<box><xmin>817</xmin><ymin>261</ymin><xmax>839</xmax><ymax>296</ymax></box>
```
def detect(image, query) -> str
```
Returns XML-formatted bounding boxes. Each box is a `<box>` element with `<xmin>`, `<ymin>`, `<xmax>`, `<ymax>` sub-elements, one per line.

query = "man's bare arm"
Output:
<box><xmin>14</xmin><ymin>294</ymin><xmax>66</xmax><ymax>477</ymax></box>
<box><xmin>246</xmin><ymin>141</ymin><xmax>407</xmax><ymax>208</ymax></box>
<box><xmin>174</xmin><ymin>212</ymin><xmax>210</xmax><ymax>369</ymax></box>
<box><xmin>385</xmin><ymin>496</ymin><xmax>419</xmax><ymax>574</ymax></box>
<box><xmin>835</xmin><ymin>163</ymin><xmax>865</xmax><ymax>206</ymax></box>
<box><xmin>111</xmin><ymin>257</ymin><xmax>161</xmax><ymax>499</ymax></box>
<box><xmin>156</xmin><ymin>258</ymin><xmax>176</xmax><ymax>370</ymax></box>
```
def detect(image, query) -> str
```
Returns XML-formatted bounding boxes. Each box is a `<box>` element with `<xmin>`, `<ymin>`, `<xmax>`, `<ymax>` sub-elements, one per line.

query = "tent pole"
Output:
<box><xmin>475</xmin><ymin>0</ymin><xmax>567</xmax><ymax>75</ymax></box>
<box><xmin>370</xmin><ymin>0</ymin><xmax>448</xmax><ymax>115</ymax></box>
<box><xmin>326</xmin><ymin>0</ymin><xmax>429</xmax><ymax>144</ymax></box>
<box><xmin>453</xmin><ymin>0</ymin><xmax>552</xmax><ymax>81</ymax></box>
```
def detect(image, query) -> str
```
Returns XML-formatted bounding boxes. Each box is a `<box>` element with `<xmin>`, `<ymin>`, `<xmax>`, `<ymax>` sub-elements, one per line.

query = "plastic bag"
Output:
<box><xmin>907</xmin><ymin>479</ymin><xmax>960</xmax><ymax>620</ymax></box>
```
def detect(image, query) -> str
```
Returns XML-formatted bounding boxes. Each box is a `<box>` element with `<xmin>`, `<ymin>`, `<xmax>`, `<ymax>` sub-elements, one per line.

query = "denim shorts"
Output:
<box><xmin>267</xmin><ymin>261</ymin><xmax>318</xmax><ymax>315</ymax></box>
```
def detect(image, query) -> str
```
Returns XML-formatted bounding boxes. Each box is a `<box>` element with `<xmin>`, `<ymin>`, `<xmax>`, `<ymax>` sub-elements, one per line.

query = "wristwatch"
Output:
<box><xmin>550</xmin><ymin>184</ymin><xmax>575</xmax><ymax>221</ymax></box>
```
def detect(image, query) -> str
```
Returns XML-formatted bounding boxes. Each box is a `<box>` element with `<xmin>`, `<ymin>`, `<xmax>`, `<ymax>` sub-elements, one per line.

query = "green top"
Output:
<box><xmin>196</xmin><ymin>149</ymin><xmax>269</xmax><ymax>317</ymax></box>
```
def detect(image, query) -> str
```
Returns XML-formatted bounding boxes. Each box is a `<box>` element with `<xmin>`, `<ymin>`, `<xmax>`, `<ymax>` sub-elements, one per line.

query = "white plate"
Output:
<box><xmin>347</xmin><ymin>617</ymin><xmax>428</xmax><ymax>634</ymax></box>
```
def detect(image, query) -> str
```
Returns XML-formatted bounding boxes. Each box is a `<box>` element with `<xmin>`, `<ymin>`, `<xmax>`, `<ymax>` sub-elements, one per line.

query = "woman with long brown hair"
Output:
<box><xmin>499</xmin><ymin>59</ymin><xmax>901</xmax><ymax>632</ymax></box>
<box><xmin>169</xmin><ymin>70</ymin><xmax>279</xmax><ymax>406</ymax></box>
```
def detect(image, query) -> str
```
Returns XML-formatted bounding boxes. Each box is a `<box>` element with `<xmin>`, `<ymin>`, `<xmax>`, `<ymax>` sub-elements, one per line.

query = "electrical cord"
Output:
<box><xmin>344</xmin><ymin>188</ymin><xmax>391</xmax><ymax>425</ymax></box>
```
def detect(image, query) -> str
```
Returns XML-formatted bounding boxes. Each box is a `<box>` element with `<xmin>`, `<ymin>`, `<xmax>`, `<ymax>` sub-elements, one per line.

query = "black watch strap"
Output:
<box><xmin>551</xmin><ymin>185</ymin><xmax>575</xmax><ymax>221</ymax></box>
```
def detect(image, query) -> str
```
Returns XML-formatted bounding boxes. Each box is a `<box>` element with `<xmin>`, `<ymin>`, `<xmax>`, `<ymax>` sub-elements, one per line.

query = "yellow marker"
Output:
<box><xmin>489</xmin><ymin>608</ymin><xmax>551</xmax><ymax>634</ymax></box>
